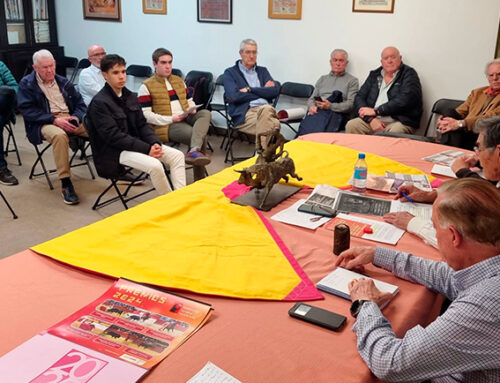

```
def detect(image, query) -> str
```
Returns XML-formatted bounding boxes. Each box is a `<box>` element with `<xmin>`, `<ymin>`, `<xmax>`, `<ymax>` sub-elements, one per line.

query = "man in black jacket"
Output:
<box><xmin>87</xmin><ymin>54</ymin><xmax>185</xmax><ymax>195</ymax></box>
<box><xmin>346</xmin><ymin>47</ymin><xmax>422</xmax><ymax>135</ymax></box>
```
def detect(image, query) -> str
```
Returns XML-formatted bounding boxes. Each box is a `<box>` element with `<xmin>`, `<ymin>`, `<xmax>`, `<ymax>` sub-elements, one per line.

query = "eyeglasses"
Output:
<box><xmin>474</xmin><ymin>144</ymin><xmax>493</xmax><ymax>154</ymax></box>
<box><xmin>91</xmin><ymin>52</ymin><xmax>106</xmax><ymax>57</ymax></box>
<box><xmin>242</xmin><ymin>50</ymin><xmax>257</xmax><ymax>56</ymax></box>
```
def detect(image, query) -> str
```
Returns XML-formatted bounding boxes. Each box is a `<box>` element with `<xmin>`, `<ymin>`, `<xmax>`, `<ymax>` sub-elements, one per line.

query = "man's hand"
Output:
<box><xmin>383</xmin><ymin>212</ymin><xmax>414</xmax><ymax>230</ymax></box>
<box><xmin>451</xmin><ymin>154</ymin><xmax>478</xmax><ymax>173</ymax></box>
<box><xmin>316</xmin><ymin>99</ymin><xmax>331</xmax><ymax>110</ymax></box>
<box><xmin>359</xmin><ymin>107</ymin><xmax>376</xmax><ymax>118</ymax></box>
<box><xmin>264</xmin><ymin>80</ymin><xmax>275</xmax><ymax>87</ymax></box>
<box><xmin>369</xmin><ymin>118</ymin><xmax>385</xmax><ymax>132</ymax></box>
<box><xmin>149</xmin><ymin>143</ymin><xmax>163</xmax><ymax>158</ymax></box>
<box><xmin>334</xmin><ymin>246</ymin><xmax>376</xmax><ymax>272</ymax></box>
<box><xmin>239</xmin><ymin>87</ymin><xmax>249</xmax><ymax>93</ymax></box>
<box><xmin>308</xmin><ymin>106</ymin><xmax>318</xmax><ymax>115</ymax></box>
<box><xmin>53</xmin><ymin>116</ymin><xmax>79</xmax><ymax>133</ymax></box>
<box><xmin>349</xmin><ymin>278</ymin><xmax>393</xmax><ymax>308</ymax></box>
<box><xmin>395</xmin><ymin>184</ymin><xmax>437</xmax><ymax>203</ymax></box>
<box><xmin>172</xmin><ymin>114</ymin><xmax>186</xmax><ymax>123</ymax></box>
<box><xmin>437</xmin><ymin>116</ymin><xmax>459</xmax><ymax>134</ymax></box>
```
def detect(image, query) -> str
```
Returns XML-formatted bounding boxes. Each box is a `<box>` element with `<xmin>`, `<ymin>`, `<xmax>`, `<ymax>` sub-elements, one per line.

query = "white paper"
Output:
<box><xmin>431</xmin><ymin>164</ymin><xmax>457</xmax><ymax>178</ymax></box>
<box><xmin>390</xmin><ymin>200</ymin><xmax>433</xmax><ymax>220</ymax></box>
<box><xmin>336</xmin><ymin>213</ymin><xmax>404</xmax><ymax>245</ymax></box>
<box><xmin>304</xmin><ymin>184</ymin><xmax>340</xmax><ymax>209</ymax></box>
<box><xmin>271</xmin><ymin>199</ymin><xmax>331</xmax><ymax>230</ymax></box>
<box><xmin>385</xmin><ymin>171</ymin><xmax>432</xmax><ymax>190</ymax></box>
<box><xmin>188</xmin><ymin>362</ymin><xmax>242</xmax><ymax>383</ymax></box>
<box><xmin>422</xmin><ymin>150</ymin><xmax>467</xmax><ymax>166</ymax></box>
<box><xmin>179</xmin><ymin>104</ymin><xmax>203</xmax><ymax>118</ymax></box>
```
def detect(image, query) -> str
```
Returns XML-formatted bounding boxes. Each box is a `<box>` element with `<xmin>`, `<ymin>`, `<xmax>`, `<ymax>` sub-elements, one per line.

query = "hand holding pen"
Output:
<box><xmin>395</xmin><ymin>184</ymin><xmax>437</xmax><ymax>204</ymax></box>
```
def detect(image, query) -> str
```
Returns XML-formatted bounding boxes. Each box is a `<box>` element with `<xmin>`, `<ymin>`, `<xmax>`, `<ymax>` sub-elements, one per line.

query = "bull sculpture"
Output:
<box><xmin>235</xmin><ymin>129</ymin><xmax>302</xmax><ymax>209</ymax></box>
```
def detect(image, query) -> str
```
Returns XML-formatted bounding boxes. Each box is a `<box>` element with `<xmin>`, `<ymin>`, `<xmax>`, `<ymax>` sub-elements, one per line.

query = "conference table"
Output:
<box><xmin>0</xmin><ymin>133</ymin><xmax>457</xmax><ymax>382</ymax></box>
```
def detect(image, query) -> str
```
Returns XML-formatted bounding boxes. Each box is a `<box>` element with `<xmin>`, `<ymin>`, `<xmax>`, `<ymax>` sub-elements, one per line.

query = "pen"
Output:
<box><xmin>401</xmin><ymin>192</ymin><xmax>415</xmax><ymax>204</ymax></box>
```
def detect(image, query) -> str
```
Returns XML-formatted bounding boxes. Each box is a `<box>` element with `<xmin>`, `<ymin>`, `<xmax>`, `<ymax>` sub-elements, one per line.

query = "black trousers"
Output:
<box><xmin>439</xmin><ymin>108</ymin><xmax>477</xmax><ymax>150</ymax></box>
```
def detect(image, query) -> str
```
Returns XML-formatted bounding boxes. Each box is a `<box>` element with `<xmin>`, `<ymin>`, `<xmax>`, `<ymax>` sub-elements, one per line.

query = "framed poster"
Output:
<box><xmin>352</xmin><ymin>0</ymin><xmax>395</xmax><ymax>13</ymax></box>
<box><xmin>143</xmin><ymin>0</ymin><xmax>167</xmax><ymax>14</ymax></box>
<box><xmin>83</xmin><ymin>0</ymin><xmax>121</xmax><ymax>21</ymax></box>
<box><xmin>197</xmin><ymin>0</ymin><xmax>232</xmax><ymax>24</ymax></box>
<box><xmin>268</xmin><ymin>0</ymin><xmax>302</xmax><ymax>20</ymax></box>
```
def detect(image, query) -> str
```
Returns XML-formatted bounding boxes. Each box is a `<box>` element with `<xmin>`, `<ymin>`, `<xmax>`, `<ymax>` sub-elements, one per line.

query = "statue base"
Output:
<box><xmin>231</xmin><ymin>184</ymin><xmax>301</xmax><ymax>211</ymax></box>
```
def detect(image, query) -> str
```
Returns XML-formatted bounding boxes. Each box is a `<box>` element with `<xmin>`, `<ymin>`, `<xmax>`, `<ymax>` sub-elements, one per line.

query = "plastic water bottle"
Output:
<box><xmin>352</xmin><ymin>153</ymin><xmax>367</xmax><ymax>193</ymax></box>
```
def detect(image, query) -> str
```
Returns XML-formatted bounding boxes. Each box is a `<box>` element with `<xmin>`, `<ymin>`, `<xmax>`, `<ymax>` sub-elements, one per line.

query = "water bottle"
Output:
<box><xmin>352</xmin><ymin>153</ymin><xmax>367</xmax><ymax>193</ymax></box>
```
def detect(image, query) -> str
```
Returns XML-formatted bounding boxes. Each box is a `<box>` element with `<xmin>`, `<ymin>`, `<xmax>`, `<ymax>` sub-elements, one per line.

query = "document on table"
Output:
<box><xmin>431</xmin><ymin>164</ymin><xmax>457</xmax><ymax>178</ymax></box>
<box><xmin>385</xmin><ymin>171</ymin><xmax>432</xmax><ymax>190</ymax></box>
<box><xmin>335</xmin><ymin>213</ymin><xmax>404</xmax><ymax>245</ymax></box>
<box><xmin>188</xmin><ymin>362</ymin><xmax>242</xmax><ymax>383</ymax></box>
<box><xmin>390</xmin><ymin>200</ymin><xmax>433</xmax><ymax>219</ymax></box>
<box><xmin>271</xmin><ymin>199</ymin><xmax>331</xmax><ymax>229</ymax></box>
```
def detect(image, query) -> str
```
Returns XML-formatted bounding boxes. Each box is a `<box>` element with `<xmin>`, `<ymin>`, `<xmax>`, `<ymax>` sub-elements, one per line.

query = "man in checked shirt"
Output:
<box><xmin>335</xmin><ymin>177</ymin><xmax>500</xmax><ymax>382</ymax></box>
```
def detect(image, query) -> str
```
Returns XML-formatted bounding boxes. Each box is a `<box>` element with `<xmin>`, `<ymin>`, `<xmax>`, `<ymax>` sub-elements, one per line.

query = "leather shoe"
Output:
<box><xmin>62</xmin><ymin>184</ymin><xmax>79</xmax><ymax>205</ymax></box>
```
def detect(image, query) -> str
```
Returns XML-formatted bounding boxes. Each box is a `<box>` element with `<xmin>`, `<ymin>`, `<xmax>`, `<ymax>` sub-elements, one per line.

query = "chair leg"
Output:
<box><xmin>30</xmin><ymin>144</ymin><xmax>54</xmax><ymax>190</ymax></box>
<box><xmin>0</xmin><ymin>190</ymin><xmax>18</xmax><ymax>219</ymax></box>
<box><xmin>4</xmin><ymin>122</ymin><xmax>22</xmax><ymax>166</ymax></box>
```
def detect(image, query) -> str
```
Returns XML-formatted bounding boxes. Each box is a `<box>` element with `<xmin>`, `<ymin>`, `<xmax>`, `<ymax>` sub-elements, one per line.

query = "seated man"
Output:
<box><xmin>87</xmin><ymin>54</ymin><xmax>185</xmax><ymax>195</ymax></box>
<box><xmin>223</xmin><ymin>38</ymin><xmax>280</xmax><ymax>143</ymax></box>
<box><xmin>18</xmin><ymin>49</ymin><xmax>87</xmax><ymax>205</ymax></box>
<box><xmin>346</xmin><ymin>46</ymin><xmax>422</xmax><ymax>135</ymax></box>
<box><xmin>438</xmin><ymin>59</ymin><xmax>500</xmax><ymax>150</ymax></box>
<box><xmin>384</xmin><ymin>116</ymin><xmax>500</xmax><ymax>248</ymax></box>
<box><xmin>298</xmin><ymin>49</ymin><xmax>359</xmax><ymax>135</ymax></box>
<box><xmin>138</xmin><ymin>47</ymin><xmax>211</xmax><ymax>177</ymax></box>
<box><xmin>336</xmin><ymin>177</ymin><xmax>500</xmax><ymax>382</ymax></box>
<box><xmin>0</xmin><ymin>60</ymin><xmax>19</xmax><ymax>185</ymax></box>
<box><xmin>78</xmin><ymin>44</ymin><xmax>107</xmax><ymax>106</ymax></box>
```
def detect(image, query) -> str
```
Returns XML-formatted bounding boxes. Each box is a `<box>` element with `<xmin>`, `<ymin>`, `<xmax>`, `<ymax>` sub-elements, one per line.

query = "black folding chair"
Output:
<box><xmin>0</xmin><ymin>190</ymin><xmax>17</xmax><ymax>219</ymax></box>
<box><xmin>424</xmin><ymin>98</ymin><xmax>465</xmax><ymax>137</ymax></box>
<box><xmin>70</xmin><ymin>58</ymin><xmax>91</xmax><ymax>84</ymax></box>
<box><xmin>277</xmin><ymin>81</ymin><xmax>314</xmax><ymax>138</ymax></box>
<box><xmin>126</xmin><ymin>65</ymin><xmax>153</xmax><ymax>91</ymax></box>
<box><xmin>172</xmin><ymin>68</ymin><xmax>183</xmax><ymax>78</ymax></box>
<box><xmin>56</xmin><ymin>56</ymin><xmax>79</xmax><ymax>80</ymax></box>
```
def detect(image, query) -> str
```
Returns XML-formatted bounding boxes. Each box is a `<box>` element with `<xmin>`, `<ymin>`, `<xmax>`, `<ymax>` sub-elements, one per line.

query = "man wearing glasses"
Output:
<box><xmin>437</xmin><ymin>59</ymin><xmax>500</xmax><ymax>150</ymax></box>
<box><xmin>223</xmin><ymin>38</ymin><xmax>280</xmax><ymax>143</ymax></box>
<box><xmin>79</xmin><ymin>44</ymin><xmax>107</xmax><ymax>106</ymax></box>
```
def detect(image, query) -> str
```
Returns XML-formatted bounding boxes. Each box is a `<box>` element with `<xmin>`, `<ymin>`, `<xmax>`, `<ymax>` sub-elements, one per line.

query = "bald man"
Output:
<box><xmin>346</xmin><ymin>46</ymin><xmax>422</xmax><ymax>135</ymax></box>
<box><xmin>78</xmin><ymin>44</ymin><xmax>106</xmax><ymax>105</ymax></box>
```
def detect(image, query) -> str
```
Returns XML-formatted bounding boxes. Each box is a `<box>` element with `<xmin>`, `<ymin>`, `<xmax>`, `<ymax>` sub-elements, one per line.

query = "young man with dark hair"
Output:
<box><xmin>87</xmin><ymin>54</ymin><xmax>185</xmax><ymax>195</ymax></box>
<box><xmin>138</xmin><ymin>48</ymin><xmax>211</xmax><ymax>180</ymax></box>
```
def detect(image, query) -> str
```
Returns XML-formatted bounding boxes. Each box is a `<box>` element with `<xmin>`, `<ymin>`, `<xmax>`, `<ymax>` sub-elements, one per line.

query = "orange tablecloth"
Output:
<box><xmin>0</xmin><ymin>134</ymin><xmax>453</xmax><ymax>383</ymax></box>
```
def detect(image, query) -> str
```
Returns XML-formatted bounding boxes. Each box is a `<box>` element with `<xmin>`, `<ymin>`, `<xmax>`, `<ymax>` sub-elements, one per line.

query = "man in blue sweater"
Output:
<box><xmin>223</xmin><ymin>39</ymin><xmax>280</xmax><ymax>143</ymax></box>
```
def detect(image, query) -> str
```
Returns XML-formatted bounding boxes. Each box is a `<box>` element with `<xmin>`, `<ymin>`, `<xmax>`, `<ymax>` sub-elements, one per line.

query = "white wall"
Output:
<box><xmin>55</xmin><ymin>0</ymin><xmax>500</xmax><ymax>135</ymax></box>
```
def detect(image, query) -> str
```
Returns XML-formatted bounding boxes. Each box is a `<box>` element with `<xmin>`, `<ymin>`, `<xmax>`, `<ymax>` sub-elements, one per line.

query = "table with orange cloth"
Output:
<box><xmin>0</xmin><ymin>133</ymin><xmax>457</xmax><ymax>383</ymax></box>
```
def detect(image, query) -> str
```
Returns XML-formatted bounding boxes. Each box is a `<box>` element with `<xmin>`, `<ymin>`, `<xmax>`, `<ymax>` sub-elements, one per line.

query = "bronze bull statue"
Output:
<box><xmin>235</xmin><ymin>154</ymin><xmax>302</xmax><ymax>209</ymax></box>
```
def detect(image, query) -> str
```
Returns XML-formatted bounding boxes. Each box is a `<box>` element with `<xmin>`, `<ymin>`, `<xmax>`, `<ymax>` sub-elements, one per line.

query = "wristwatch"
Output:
<box><xmin>458</xmin><ymin>120</ymin><xmax>465</xmax><ymax>129</ymax></box>
<box><xmin>245</xmin><ymin>86</ymin><xmax>251</xmax><ymax>93</ymax></box>
<box><xmin>350</xmin><ymin>299</ymin><xmax>369</xmax><ymax>318</ymax></box>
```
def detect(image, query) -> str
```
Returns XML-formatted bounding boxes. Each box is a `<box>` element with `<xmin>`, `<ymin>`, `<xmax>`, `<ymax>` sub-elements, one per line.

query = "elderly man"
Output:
<box><xmin>0</xmin><ymin>60</ymin><xmax>19</xmax><ymax>185</ymax></box>
<box><xmin>78</xmin><ymin>44</ymin><xmax>107</xmax><ymax>106</ymax></box>
<box><xmin>18</xmin><ymin>49</ymin><xmax>87</xmax><ymax>205</ymax></box>
<box><xmin>138</xmin><ymin>48</ymin><xmax>211</xmax><ymax>179</ymax></box>
<box><xmin>87</xmin><ymin>54</ymin><xmax>185</xmax><ymax>195</ymax></box>
<box><xmin>346</xmin><ymin>46</ymin><xmax>422</xmax><ymax>135</ymax></box>
<box><xmin>223</xmin><ymin>38</ymin><xmax>280</xmax><ymax>141</ymax></box>
<box><xmin>438</xmin><ymin>59</ymin><xmax>500</xmax><ymax>150</ymax></box>
<box><xmin>335</xmin><ymin>178</ymin><xmax>500</xmax><ymax>382</ymax></box>
<box><xmin>298</xmin><ymin>49</ymin><xmax>359</xmax><ymax>135</ymax></box>
<box><xmin>384</xmin><ymin>116</ymin><xmax>500</xmax><ymax>248</ymax></box>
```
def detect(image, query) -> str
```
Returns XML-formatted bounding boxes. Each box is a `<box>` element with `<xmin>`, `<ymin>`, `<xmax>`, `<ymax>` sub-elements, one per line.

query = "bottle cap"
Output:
<box><xmin>358</xmin><ymin>153</ymin><xmax>365</xmax><ymax>159</ymax></box>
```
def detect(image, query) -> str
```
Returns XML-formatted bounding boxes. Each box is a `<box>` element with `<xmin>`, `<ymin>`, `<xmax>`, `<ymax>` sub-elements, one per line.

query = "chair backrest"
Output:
<box><xmin>279</xmin><ymin>82</ymin><xmax>314</xmax><ymax>99</ymax></box>
<box><xmin>425</xmin><ymin>98</ymin><xmax>465</xmax><ymax>136</ymax></box>
<box><xmin>56</xmin><ymin>56</ymin><xmax>78</xmax><ymax>79</ymax></box>
<box><xmin>70</xmin><ymin>58</ymin><xmax>92</xmax><ymax>84</ymax></box>
<box><xmin>172</xmin><ymin>68</ymin><xmax>183</xmax><ymax>78</ymax></box>
<box><xmin>184</xmin><ymin>70</ymin><xmax>214</xmax><ymax>109</ymax></box>
<box><xmin>125</xmin><ymin>64</ymin><xmax>153</xmax><ymax>92</ymax></box>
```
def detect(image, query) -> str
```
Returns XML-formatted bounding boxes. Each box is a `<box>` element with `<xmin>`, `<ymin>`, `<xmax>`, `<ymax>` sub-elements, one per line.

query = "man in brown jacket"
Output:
<box><xmin>438</xmin><ymin>58</ymin><xmax>500</xmax><ymax>149</ymax></box>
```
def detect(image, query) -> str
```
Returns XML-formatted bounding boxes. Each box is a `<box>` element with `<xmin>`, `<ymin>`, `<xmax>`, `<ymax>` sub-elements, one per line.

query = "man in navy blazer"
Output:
<box><xmin>223</xmin><ymin>39</ymin><xmax>280</xmax><ymax>144</ymax></box>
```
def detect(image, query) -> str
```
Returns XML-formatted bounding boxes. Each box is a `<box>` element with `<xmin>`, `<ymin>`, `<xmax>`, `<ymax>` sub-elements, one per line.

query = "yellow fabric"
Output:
<box><xmin>32</xmin><ymin>141</ymin><xmax>431</xmax><ymax>300</ymax></box>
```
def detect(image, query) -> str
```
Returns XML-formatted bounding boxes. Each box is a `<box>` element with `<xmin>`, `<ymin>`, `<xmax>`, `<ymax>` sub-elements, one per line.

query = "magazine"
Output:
<box><xmin>422</xmin><ymin>149</ymin><xmax>467</xmax><ymax>166</ymax></box>
<box><xmin>0</xmin><ymin>278</ymin><xmax>213</xmax><ymax>382</ymax></box>
<box><xmin>298</xmin><ymin>184</ymin><xmax>340</xmax><ymax>216</ymax></box>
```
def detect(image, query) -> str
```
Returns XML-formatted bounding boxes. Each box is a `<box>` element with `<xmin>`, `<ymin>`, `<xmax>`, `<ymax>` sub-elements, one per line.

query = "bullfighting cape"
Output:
<box><xmin>32</xmin><ymin>140</ymin><xmax>429</xmax><ymax>300</ymax></box>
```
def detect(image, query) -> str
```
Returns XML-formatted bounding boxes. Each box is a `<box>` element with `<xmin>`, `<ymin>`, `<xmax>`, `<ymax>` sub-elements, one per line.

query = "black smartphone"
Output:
<box><xmin>289</xmin><ymin>303</ymin><xmax>346</xmax><ymax>331</ymax></box>
<box><xmin>69</xmin><ymin>119</ymin><xmax>79</xmax><ymax>127</ymax></box>
<box><xmin>314</xmin><ymin>96</ymin><xmax>323</xmax><ymax>102</ymax></box>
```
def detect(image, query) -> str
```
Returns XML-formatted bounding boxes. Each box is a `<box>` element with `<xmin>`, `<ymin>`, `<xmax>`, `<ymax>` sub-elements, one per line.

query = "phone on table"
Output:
<box><xmin>289</xmin><ymin>303</ymin><xmax>346</xmax><ymax>331</ymax></box>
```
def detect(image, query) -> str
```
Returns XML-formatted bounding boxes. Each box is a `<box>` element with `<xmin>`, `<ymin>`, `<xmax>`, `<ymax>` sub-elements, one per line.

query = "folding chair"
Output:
<box><xmin>56</xmin><ymin>56</ymin><xmax>79</xmax><ymax>80</ymax></box>
<box><xmin>0</xmin><ymin>189</ymin><xmax>17</xmax><ymax>219</ymax></box>
<box><xmin>70</xmin><ymin>58</ymin><xmax>91</xmax><ymax>84</ymax></box>
<box><xmin>172</xmin><ymin>68</ymin><xmax>183</xmax><ymax>78</ymax></box>
<box><xmin>276</xmin><ymin>81</ymin><xmax>314</xmax><ymax>138</ymax></box>
<box><xmin>3</xmin><ymin>114</ymin><xmax>21</xmax><ymax>166</ymax></box>
<box><xmin>424</xmin><ymin>98</ymin><xmax>465</xmax><ymax>137</ymax></box>
<box><xmin>29</xmin><ymin>137</ymin><xmax>96</xmax><ymax>190</ymax></box>
<box><xmin>126</xmin><ymin>64</ymin><xmax>153</xmax><ymax>92</ymax></box>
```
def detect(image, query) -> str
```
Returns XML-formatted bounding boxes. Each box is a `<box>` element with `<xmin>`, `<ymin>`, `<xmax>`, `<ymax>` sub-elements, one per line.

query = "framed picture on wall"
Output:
<box><xmin>143</xmin><ymin>0</ymin><xmax>167</xmax><ymax>14</ymax></box>
<box><xmin>268</xmin><ymin>0</ymin><xmax>302</xmax><ymax>20</ymax></box>
<box><xmin>83</xmin><ymin>0</ymin><xmax>121</xmax><ymax>21</ymax></box>
<box><xmin>352</xmin><ymin>0</ymin><xmax>394</xmax><ymax>13</ymax></box>
<box><xmin>197</xmin><ymin>0</ymin><xmax>232</xmax><ymax>24</ymax></box>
